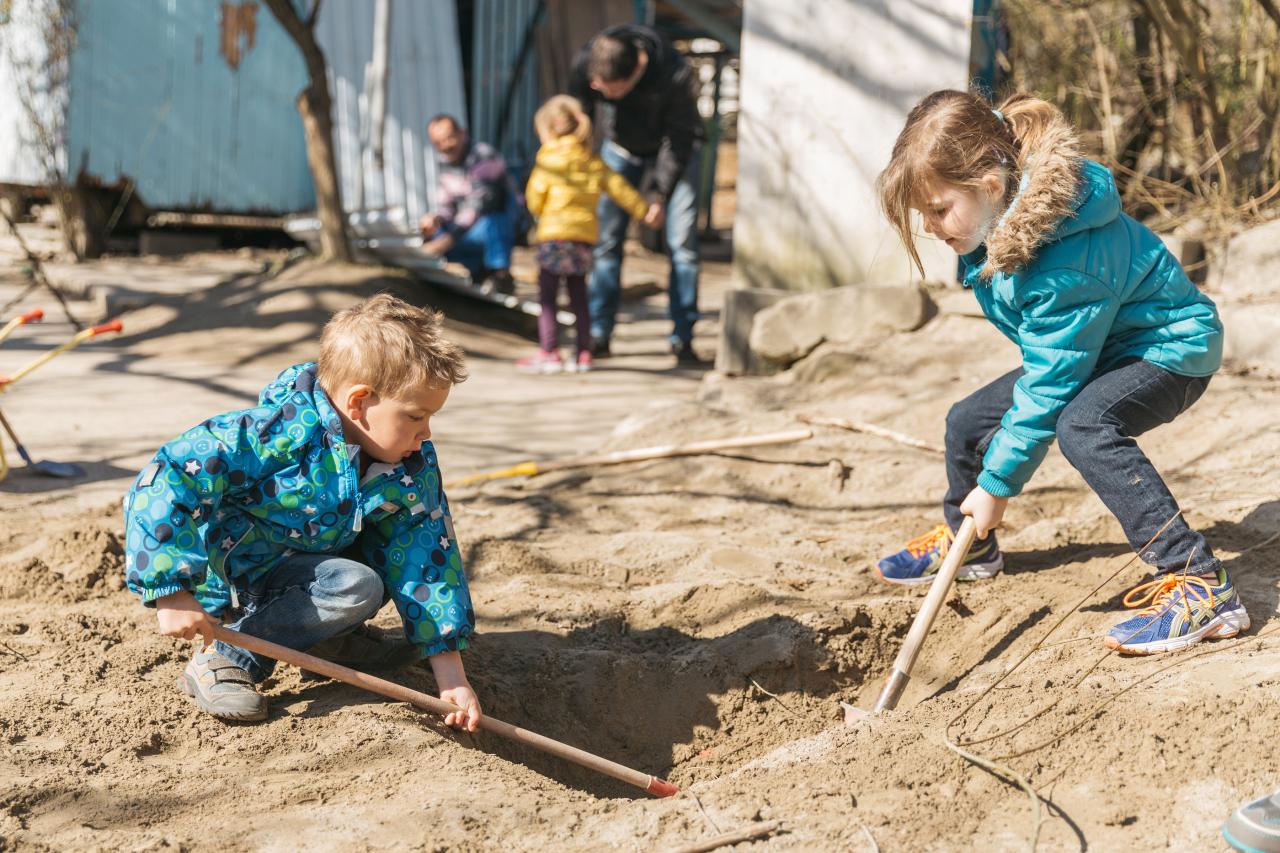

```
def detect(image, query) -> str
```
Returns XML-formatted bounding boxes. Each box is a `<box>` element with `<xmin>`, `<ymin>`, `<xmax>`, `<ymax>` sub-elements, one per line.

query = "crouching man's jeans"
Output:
<box><xmin>215</xmin><ymin>554</ymin><xmax>385</xmax><ymax>682</ymax></box>
<box><xmin>942</xmin><ymin>357</ymin><xmax>1218</xmax><ymax>575</ymax></box>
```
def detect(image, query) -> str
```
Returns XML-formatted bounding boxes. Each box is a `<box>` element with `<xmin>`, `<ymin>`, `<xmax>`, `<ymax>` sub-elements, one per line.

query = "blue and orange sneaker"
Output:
<box><xmin>1104</xmin><ymin>567</ymin><xmax>1250</xmax><ymax>654</ymax></box>
<box><xmin>874</xmin><ymin>523</ymin><xmax>1004</xmax><ymax>586</ymax></box>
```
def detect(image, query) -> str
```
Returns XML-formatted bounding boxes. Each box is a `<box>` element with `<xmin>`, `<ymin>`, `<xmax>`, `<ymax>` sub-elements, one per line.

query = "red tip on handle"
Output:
<box><xmin>645</xmin><ymin>776</ymin><xmax>680</xmax><ymax>798</ymax></box>
<box><xmin>19</xmin><ymin>308</ymin><xmax>43</xmax><ymax>324</ymax></box>
<box><xmin>90</xmin><ymin>319</ymin><xmax>123</xmax><ymax>336</ymax></box>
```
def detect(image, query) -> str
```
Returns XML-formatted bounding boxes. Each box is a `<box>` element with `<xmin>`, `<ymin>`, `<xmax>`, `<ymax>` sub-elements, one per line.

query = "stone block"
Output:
<box><xmin>1209</xmin><ymin>219</ymin><xmax>1280</xmax><ymax>300</ymax></box>
<box><xmin>748</xmin><ymin>283</ymin><xmax>934</xmax><ymax>366</ymax></box>
<box><xmin>714</xmin><ymin>287</ymin><xmax>789</xmax><ymax>376</ymax></box>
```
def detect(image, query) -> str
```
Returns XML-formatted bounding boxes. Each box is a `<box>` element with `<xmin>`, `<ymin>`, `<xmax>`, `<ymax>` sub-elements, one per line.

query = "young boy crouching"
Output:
<box><xmin>123</xmin><ymin>294</ymin><xmax>481</xmax><ymax>728</ymax></box>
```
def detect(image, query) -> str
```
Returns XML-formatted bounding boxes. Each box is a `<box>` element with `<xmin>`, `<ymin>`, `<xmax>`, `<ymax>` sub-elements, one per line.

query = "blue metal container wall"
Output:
<box><xmin>64</xmin><ymin>0</ymin><xmax>314</xmax><ymax>213</ymax></box>
<box><xmin>316</xmin><ymin>0</ymin><xmax>467</xmax><ymax>223</ymax></box>
<box><xmin>471</xmin><ymin>0</ymin><xmax>541</xmax><ymax>183</ymax></box>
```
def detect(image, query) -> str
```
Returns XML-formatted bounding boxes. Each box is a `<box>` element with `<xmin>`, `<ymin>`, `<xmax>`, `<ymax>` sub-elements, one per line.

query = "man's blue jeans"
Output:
<box><xmin>446</xmin><ymin>210</ymin><xmax>514</xmax><ymax>281</ymax></box>
<box><xmin>215</xmin><ymin>554</ymin><xmax>385</xmax><ymax>682</ymax></box>
<box><xmin>589</xmin><ymin>141</ymin><xmax>701</xmax><ymax>346</ymax></box>
<box><xmin>942</xmin><ymin>357</ymin><xmax>1218</xmax><ymax>575</ymax></box>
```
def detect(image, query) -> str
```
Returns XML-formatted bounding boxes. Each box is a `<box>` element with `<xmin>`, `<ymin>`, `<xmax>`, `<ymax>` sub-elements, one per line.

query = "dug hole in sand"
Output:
<box><xmin>2</xmin><ymin>255</ymin><xmax>1279</xmax><ymax>851</ymax></box>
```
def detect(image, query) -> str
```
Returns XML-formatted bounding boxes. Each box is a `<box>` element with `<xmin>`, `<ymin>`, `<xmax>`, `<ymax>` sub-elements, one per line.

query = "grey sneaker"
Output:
<box><xmin>1224</xmin><ymin>788</ymin><xmax>1280</xmax><ymax>853</ymax></box>
<box><xmin>177</xmin><ymin>648</ymin><xmax>268</xmax><ymax>721</ymax></box>
<box><xmin>302</xmin><ymin>622</ymin><xmax>418</xmax><ymax>675</ymax></box>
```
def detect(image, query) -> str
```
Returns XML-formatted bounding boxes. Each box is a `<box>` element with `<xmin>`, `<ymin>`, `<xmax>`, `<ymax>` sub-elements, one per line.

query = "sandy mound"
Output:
<box><xmin>2</xmin><ymin>300</ymin><xmax>1278</xmax><ymax>851</ymax></box>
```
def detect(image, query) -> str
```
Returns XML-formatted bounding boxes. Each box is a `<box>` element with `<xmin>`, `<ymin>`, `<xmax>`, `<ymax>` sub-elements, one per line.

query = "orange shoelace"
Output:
<box><xmin>1121</xmin><ymin>572</ymin><xmax>1216</xmax><ymax>621</ymax></box>
<box><xmin>906</xmin><ymin>524</ymin><xmax>953</xmax><ymax>558</ymax></box>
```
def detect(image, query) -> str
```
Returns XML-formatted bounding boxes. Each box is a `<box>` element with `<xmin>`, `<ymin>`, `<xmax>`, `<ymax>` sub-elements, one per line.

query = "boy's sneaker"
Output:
<box><xmin>177</xmin><ymin>647</ymin><xmax>268</xmax><ymax>721</ymax></box>
<box><xmin>1104</xmin><ymin>566</ymin><xmax>1249</xmax><ymax>654</ymax></box>
<box><xmin>515</xmin><ymin>350</ymin><xmax>563</xmax><ymax>374</ymax></box>
<box><xmin>573</xmin><ymin>350</ymin><xmax>593</xmax><ymax>373</ymax></box>
<box><xmin>1223</xmin><ymin>787</ymin><xmax>1280</xmax><ymax>853</ymax></box>
<box><xmin>874</xmin><ymin>523</ymin><xmax>1004</xmax><ymax>586</ymax></box>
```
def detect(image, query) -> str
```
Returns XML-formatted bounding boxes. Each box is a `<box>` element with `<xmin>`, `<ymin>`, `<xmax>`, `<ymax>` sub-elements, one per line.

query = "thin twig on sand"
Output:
<box><xmin>671</xmin><ymin>820</ymin><xmax>783</xmax><ymax>853</ymax></box>
<box><xmin>798</xmin><ymin>414</ymin><xmax>945</xmax><ymax>455</ymax></box>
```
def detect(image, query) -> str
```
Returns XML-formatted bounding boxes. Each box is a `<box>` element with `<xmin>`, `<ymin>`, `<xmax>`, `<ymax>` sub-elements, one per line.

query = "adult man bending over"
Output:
<box><xmin>569</xmin><ymin>25</ymin><xmax>706</xmax><ymax>366</ymax></box>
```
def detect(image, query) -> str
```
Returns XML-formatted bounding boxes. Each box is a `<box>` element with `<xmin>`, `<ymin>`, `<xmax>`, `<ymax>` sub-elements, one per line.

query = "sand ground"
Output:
<box><xmin>1</xmin><ymin>216</ymin><xmax>1278</xmax><ymax>852</ymax></box>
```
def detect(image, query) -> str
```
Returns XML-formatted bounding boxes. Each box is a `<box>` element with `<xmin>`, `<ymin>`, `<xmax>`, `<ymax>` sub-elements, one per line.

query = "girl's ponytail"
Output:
<box><xmin>996</xmin><ymin>94</ymin><xmax>1064</xmax><ymax>171</ymax></box>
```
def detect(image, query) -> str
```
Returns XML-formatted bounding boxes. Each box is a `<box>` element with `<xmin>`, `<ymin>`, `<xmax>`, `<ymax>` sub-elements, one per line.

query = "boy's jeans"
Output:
<box><xmin>943</xmin><ymin>357</ymin><xmax>1218</xmax><ymax>575</ymax></box>
<box><xmin>588</xmin><ymin>140</ymin><xmax>701</xmax><ymax>346</ymax></box>
<box><xmin>215</xmin><ymin>554</ymin><xmax>385</xmax><ymax>682</ymax></box>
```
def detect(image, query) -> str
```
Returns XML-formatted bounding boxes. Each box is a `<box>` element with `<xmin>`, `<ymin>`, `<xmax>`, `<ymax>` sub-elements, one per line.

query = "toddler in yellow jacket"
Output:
<box><xmin>520</xmin><ymin>95</ymin><xmax>662</xmax><ymax>373</ymax></box>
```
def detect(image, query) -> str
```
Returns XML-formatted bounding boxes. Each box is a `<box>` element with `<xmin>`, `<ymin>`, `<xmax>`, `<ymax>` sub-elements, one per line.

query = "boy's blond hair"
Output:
<box><xmin>534</xmin><ymin>95</ymin><xmax>593</xmax><ymax>146</ymax></box>
<box><xmin>317</xmin><ymin>293</ymin><xmax>467</xmax><ymax>398</ymax></box>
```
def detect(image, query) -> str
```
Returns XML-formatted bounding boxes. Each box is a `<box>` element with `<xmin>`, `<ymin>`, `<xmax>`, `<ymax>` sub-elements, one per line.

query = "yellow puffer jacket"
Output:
<box><xmin>525</xmin><ymin>136</ymin><xmax>649</xmax><ymax>244</ymax></box>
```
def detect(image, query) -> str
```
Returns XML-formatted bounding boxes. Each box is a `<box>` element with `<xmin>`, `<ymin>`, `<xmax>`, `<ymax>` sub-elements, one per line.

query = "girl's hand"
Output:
<box><xmin>440</xmin><ymin>684</ymin><xmax>482</xmax><ymax>732</ymax></box>
<box><xmin>960</xmin><ymin>486</ymin><xmax>1009</xmax><ymax>539</ymax></box>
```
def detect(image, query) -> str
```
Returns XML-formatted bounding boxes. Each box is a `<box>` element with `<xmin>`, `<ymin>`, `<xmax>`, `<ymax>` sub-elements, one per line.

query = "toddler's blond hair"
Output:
<box><xmin>534</xmin><ymin>95</ymin><xmax>593</xmax><ymax>146</ymax></box>
<box><xmin>317</xmin><ymin>293</ymin><xmax>467</xmax><ymax>398</ymax></box>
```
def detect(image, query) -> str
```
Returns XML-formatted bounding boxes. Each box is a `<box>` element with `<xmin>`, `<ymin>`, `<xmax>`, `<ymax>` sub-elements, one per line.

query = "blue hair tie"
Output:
<box><xmin>992</xmin><ymin>109</ymin><xmax>1005</xmax><ymax>122</ymax></box>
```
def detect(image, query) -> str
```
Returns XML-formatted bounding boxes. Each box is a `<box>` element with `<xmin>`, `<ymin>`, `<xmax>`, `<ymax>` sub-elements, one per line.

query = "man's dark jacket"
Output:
<box><xmin>569</xmin><ymin>24</ymin><xmax>705</xmax><ymax>203</ymax></box>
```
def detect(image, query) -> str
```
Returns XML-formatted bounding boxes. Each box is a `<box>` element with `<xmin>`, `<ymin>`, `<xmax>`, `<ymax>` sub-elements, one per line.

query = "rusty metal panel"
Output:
<box><xmin>62</xmin><ymin>0</ymin><xmax>314</xmax><ymax>212</ymax></box>
<box><xmin>470</xmin><ymin>0</ymin><xmax>541</xmax><ymax>182</ymax></box>
<box><xmin>315</xmin><ymin>0</ymin><xmax>467</xmax><ymax>225</ymax></box>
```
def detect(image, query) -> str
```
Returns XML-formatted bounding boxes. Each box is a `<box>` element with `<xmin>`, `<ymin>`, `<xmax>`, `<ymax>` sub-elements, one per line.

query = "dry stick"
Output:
<box><xmin>210</xmin><ymin>625</ymin><xmax>679</xmax><ymax>798</ymax></box>
<box><xmin>689</xmin><ymin>790</ymin><xmax>722</xmax><ymax>834</ymax></box>
<box><xmin>670</xmin><ymin>820</ymin><xmax>782</xmax><ymax>853</ymax></box>
<box><xmin>446</xmin><ymin>428</ymin><xmax>814</xmax><ymax>489</ymax></box>
<box><xmin>797</xmin><ymin>414</ymin><xmax>944</xmax><ymax>455</ymax></box>
<box><xmin>747</xmin><ymin>678</ymin><xmax>803</xmax><ymax>719</ymax></box>
<box><xmin>852</xmin><ymin>813</ymin><xmax>880</xmax><ymax>853</ymax></box>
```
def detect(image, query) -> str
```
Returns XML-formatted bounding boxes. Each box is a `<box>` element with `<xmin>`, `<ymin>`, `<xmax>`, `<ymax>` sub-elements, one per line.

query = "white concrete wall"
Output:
<box><xmin>0</xmin><ymin>0</ymin><xmax>62</xmax><ymax>186</ymax></box>
<box><xmin>733</xmin><ymin>0</ymin><xmax>973</xmax><ymax>290</ymax></box>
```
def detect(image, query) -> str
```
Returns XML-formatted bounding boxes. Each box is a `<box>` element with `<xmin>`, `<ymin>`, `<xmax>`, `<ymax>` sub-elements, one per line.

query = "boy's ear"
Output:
<box><xmin>345</xmin><ymin>384</ymin><xmax>376</xmax><ymax>420</ymax></box>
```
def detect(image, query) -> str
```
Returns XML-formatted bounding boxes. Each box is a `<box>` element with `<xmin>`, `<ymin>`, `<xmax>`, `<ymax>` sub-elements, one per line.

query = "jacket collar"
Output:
<box><xmin>980</xmin><ymin>113</ymin><xmax>1083</xmax><ymax>278</ymax></box>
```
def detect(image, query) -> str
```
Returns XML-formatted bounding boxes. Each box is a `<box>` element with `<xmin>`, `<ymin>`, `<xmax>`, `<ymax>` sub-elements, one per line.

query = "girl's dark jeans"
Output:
<box><xmin>943</xmin><ymin>357</ymin><xmax>1218</xmax><ymax>575</ymax></box>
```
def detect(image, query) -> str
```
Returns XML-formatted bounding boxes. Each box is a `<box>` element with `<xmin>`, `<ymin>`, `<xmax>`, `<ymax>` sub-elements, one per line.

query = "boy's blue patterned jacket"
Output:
<box><xmin>123</xmin><ymin>363</ymin><xmax>474</xmax><ymax>657</ymax></box>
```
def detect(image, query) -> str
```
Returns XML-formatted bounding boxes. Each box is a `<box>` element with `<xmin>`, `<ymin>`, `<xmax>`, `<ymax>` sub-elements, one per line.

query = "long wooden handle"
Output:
<box><xmin>873</xmin><ymin>516</ymin><xmax>978</xmax><ymax>713</ymax></box>
<box><xmin>446</xmin><ymin>428</ymin><xmax>813</xmax><ymax>488</ymax></box>
<box><xmin>210</xmin><ymin>625</ymin><xmax>679</xmax><ymax>797</ymax></box>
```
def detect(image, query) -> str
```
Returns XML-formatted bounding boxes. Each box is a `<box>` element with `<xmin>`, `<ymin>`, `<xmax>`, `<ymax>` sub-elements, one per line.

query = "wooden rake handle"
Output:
<box><xmin>873</xmin><ymin>516</ymin><xmax>978</xmax><ymax>713</ymax></box>
<box><xmin>210</xmin><ymin>625</ymin><xmax>679</xmax><ymax>797</ymax></box>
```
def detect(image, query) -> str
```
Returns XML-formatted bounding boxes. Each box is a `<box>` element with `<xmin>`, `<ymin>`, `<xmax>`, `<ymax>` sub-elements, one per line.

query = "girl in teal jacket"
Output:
<box><xmin>872</xmin><ymin>91</ymin><xmax>1246</xmax><ymax>655</ymax></box>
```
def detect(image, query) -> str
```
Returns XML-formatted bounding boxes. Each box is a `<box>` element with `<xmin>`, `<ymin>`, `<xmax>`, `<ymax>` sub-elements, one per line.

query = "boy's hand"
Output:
<box><xmin>418</xmin><ymin>213</ymin><xmax>441</xmax><ymax>236</ymax></box>
<box><xmin>960</xmin><ymin>486</ymin><xmax>1009</xmax><ymax>539</ymax></box>
<box><xmin>155</xmin><ymin>590</ymin><xmax>220</xmax><ymax>644</ymax></box>
<box><xmin>430</xmin><ymin>649</ymin><xmax>482</xmax><ymax>732</ymax></box>
<box><xmin>642</xmin><ymin>202</ymin><xmax>665</xmax><ymax>230</ymax></box>
<box><xmin>440</xmin><ymin>684</ymin><xmax>482</xmax><ymax>732</ymax></box>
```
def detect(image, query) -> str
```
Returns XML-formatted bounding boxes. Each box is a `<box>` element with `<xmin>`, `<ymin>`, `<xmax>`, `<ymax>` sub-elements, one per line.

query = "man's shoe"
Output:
<box><xmin>304</xmin><ymin>622</ymin><xmax>419</xmax><ymax>672</ymax></box>
<box><xmin>874</xmin><ymin>523</ymin><xmax>1004</xmax><ymax>586</ymax></box>
<box><xmin>590</xmin><ymin>338</ymin><xmax>611</xmax><ymax>358</ymax></box>
<box><xmin>673</xmin><ymin>341</ymin><xmax>708</xmax><ymax>368</ymax></box>
<box><xmin>177</xmin><ymin>647</ymin><xmax>268</xmax><ymax>721</ymax></box>
<box><xmin>1224</xmin><ymin>787</ymin><xmax>1280</xmax><ymax>853</ymax></box>
<box><xmin>488</xmin><ymin>269</ymin><xmax>516</xmax><ymax>295</ymax></box>
<box><xmin>1104</xmin><ymin>567</ymin><xmax>1250</xmax><ymax>654</ymax></box>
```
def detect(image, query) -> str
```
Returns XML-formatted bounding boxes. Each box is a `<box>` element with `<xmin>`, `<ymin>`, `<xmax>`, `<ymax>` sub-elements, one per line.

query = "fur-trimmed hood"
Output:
<box><xmin>981</xmin><ymin>113</ymin><xmax>1098</xmax><ymax>277</ymax></box>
